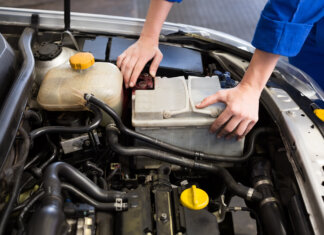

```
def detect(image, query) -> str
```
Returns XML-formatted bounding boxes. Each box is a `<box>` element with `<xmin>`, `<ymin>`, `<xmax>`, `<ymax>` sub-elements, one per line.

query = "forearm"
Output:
<box><xmin>140</xmin><ymin>0</ymin><xmax>173</xmax><ymax>43</ymax></box>
<box><xmin>240</xmin><ymin>49</ymin><xmax>280</xmax><ymax>95</ymax></box>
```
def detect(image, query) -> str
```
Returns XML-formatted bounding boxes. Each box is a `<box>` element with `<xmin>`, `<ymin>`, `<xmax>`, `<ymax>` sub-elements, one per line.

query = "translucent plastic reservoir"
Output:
<box><xmin>37</xmin><ymin>56</ymin><xmax>123</xmax><ymax>125</ymax></box>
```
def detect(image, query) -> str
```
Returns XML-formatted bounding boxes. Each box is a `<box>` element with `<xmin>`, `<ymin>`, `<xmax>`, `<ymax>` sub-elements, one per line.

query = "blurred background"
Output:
<box><xmin>0</xmin><ymin>0</ymin><xmax>267</xmax><ymax>41</ymax></box>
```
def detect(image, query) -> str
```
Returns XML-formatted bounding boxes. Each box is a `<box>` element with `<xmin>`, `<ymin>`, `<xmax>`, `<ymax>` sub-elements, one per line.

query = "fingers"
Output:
<box><xmin>209</xmin><ymin>104</ymin><xmax>258</xmax><ymax>140</ymax></box>
<box><xmin>209</xmin><ymin>107</ymin><xmax>233</xmax><ymax>133</ymax></box>
<box><xmin>234</xmin><ymin>119</ymin><xmax>251</xmax><ymax>137</ymax></box>
<box><xmin>240</xmin><ymin>121</ymin><xmax>256</xmax><ymax>139</ymax></box>
<box><xmin>123</xmin><ymin>56</ymin><xmax>139</xmax><ymax>87</ymax></box>
<box><xmin>129</xmin><ymin>58</ymin><xmax>147</xmax><ymax>87</ymax></box>
<box><xmin>213</xmin><ymin>117</ymin><xmax>257</xmax><ymax>140</ymax></box>
<box><xmin>117</xmin><ymin>40</ymin><xmax>162</xmax><ymax>89</ymax></box>
<box><xmin>196</xmin><ymin>91</ymin><xmax>225</xmax><ymax>109</ymax></box>
<box><xmin>149</xmin><ymin>50</ymin><xmax>163</xmax><ymax>77</ymax></box>
<box><xmin>217</xmin><ymin>116</ymin><xmax>242</xmax><ymax>137</ymax></box>
<box><xmin>116</xmin><ymin>52</ymin><xmax>125</xmax><ymax>68</ymax></box>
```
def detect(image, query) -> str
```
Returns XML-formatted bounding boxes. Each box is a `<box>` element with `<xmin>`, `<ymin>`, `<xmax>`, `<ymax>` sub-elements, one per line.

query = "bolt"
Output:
<box><xmin>160</xmin><ymin>213</ymin><xmax>168</xmax><ymax>223</ymax></box>
<box><xmin>83</xmin><ymin>139</ymin><xmax>91</xmax><ymax>147</ymax></box>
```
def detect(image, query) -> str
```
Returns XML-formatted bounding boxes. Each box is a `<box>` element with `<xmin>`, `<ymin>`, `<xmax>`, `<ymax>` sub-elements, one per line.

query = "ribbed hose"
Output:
<box><xmin>107</xmin><ymin>127</ymin><xmax>262</xmax><ymax>202</ymax></box>
<box><xmin>29</xmin><ymin>104</ymin><xmax>102</xmax><ymax>140</ymax></box>
<box><xmin>85</xmin><ymin>94</ymin><xmax>273</xmax><ymax>163</ymax></box>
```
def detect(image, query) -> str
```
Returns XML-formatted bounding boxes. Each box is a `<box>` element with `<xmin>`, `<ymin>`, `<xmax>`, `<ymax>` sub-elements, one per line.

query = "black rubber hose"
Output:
<box><xmin>28</xmin><ymin>162</ymin><xmax>126</xmax><ymax>235</ymax></box>
<box><xmin>251</xmin><ymin>158</ymin><xmax>287</xmax><ymax>235</ymax></box>
<box><xmin>23</xmin><ymin>152</ymin><xmax>42</xmax><ymax>170</ymax></box>
<box><xmin>0</xmin><ymin>127</ymin><xmax>30</xmax><ymax>235</ymax></box>
<box><xmin>85</xmin><ymin>94</ymin><xmax>273</xmax><ymax>163</ymax></box>
<box><xmin>29</xmin><ymin>104</ymin><xmax>102</xmax><ymax>140</ymax></box>
<box><xmin>23</xmin><ymin>110</ymin><xmax>42</xmax><ymax>126</ymax></box>
<box><xmin>39</xmin><ymin>135</ymin><xmax>57</xmax><ymax>170</ymax></box>
<box><xmin>17</xmin><ymin>135</ymin><xmax>57</xmax><ymax>200</ymax></box>
<box><xmin>0</xmin><ymin>28</ymin><xmax>35</xmax><ymax>172</ymax></box>
<box><xmin>106</xmin><ymin>127</ymin><xmax>262</xmax><ymax>202</ymax></box>
<box><xmin>43</xmin><ymin>161</ymin><xmax>125</xmax><ymax>202</ymax></box>
<box><xmin>17</xmin><ymin>190</ymin><xmax>45</xmax><ymax>235</ymax></box>
<box><xmin>99</xmin><ymin>177</ymin><xmax>108</xmax><ymax>190</ymax></box>
<box><xmin>61</xmin><ymin>183</ymin><xmax>127</xmax><ymax>211</ymax></box>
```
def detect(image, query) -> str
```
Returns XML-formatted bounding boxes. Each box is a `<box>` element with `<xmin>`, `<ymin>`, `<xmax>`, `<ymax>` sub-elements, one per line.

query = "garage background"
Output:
<box><xmin>1</xmin><ymin>0</ymin><xmax>267</xmax><ymax>41</ymax></box>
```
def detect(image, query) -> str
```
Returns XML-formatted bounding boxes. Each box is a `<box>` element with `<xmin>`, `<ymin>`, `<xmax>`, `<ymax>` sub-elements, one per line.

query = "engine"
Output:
<box><xmin>0</xmin><ymin>29</ymin><xmax>313</xmax><ymax>235</ymax></box>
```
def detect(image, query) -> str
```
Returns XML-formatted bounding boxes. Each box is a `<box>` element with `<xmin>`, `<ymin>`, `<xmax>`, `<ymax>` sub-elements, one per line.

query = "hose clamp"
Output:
<box><xmin>260</xmin><ymin>197</ymin><xmax>279</xmax><ymax>207</ymax></box>
<box><xmin>246</xmin><ymin>188</ymin><xmax>254</xmax><ymax>201</ymax></box>
<box><xmin>84</xmin><ymin>93</ymin><xmax>93</xmax><ymax>101</ymax></box>
<box><xmin>107</xmin><ymin>124</ymin><xmax>120</xmax><ymax>134</ymax></box>
<box><xmin>114</xmin><ymin>198</ymin><xmax>123</xmax><ymax>211</ymax></box>
<box><xmin>254</xmin><ymin>179</ymin><xmax>273</xmax><ymax>188</ymax></box>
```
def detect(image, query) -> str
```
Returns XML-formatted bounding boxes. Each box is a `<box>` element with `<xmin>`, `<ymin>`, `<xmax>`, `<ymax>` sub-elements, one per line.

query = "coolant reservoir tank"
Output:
<box><xmin>37</xmin><ymin>52</ymin><xmax>123</xmax><ymax>124</ymax></box>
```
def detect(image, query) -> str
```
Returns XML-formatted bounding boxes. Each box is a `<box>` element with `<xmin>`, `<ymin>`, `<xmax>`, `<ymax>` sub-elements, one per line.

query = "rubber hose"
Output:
<box><xmin>85</xmin><ymin>94</ymin><xmax>273</xmax><ymax>163</ymax></box>
<box><xmin>29</xmin><ymin>104</ymin><xmax>102</xmax><ymax>140</ymax></box>
<box><xmin>61</xmin><ymin>183</ymin><xmax>126</xmax><ymax>211</ymax></box>
<box><xmin>43</xmin><ymin>162</ymin><xmax>126</xmax><ymax>202</ymax></box>
<box><xmin>107</xmin><ymin>127</ymin><xmax>262</xmax><ymax>202</ymax></box>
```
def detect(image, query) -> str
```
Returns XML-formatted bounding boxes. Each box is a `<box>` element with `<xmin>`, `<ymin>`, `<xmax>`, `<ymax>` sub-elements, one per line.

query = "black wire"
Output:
<box><xmin>88</xmin><ymin>131</ymin><xmax>98</xmax><ymax>153</ymax></box>
<box><xmin>16</xmin><ymin>135</ymin><xmax>57</xmax><ymax>202</ymax></box>
<box><xmin>0</xmin><ymin>127</ymin><xmax>31</xmax><ymax>235</ymax></box>
<box><xmin>17</xmin><ymin>190</ymin><xmax>45</xmax><ymax>235</ymax></box>
<box><xmin>85</xmin><ymin>94</ymin><xmax>274</xmax><ymax>163</ymax></box>
<box><xmin>107</xmin><ymin>127</ymin><xmax>262</xmax><ymax>202</ymax></box>
<box><xmin>29</xmin><ymin>104</ymin><xmax>102</xmax><ymax>141</ymax></box>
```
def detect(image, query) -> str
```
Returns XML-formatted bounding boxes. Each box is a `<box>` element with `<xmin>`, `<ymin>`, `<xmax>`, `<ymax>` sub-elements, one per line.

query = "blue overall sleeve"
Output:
<box><xmin>252</xmin><ymin>0</ymin><xmax>324</xmax><ymax>56</ymax></box>
<box><xmin>166</xmin><ymin>0</ymin><xmax>182</xmax><ymax>2</ymax></box>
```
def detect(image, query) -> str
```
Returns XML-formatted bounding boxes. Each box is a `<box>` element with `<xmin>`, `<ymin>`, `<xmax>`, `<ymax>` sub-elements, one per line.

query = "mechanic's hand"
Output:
<box><xmin>196</xmin><ymin>83</ymin><xmax>261</xmax><ymax>140</ymax></box>
<box><xmin>117</xmin><ymin>36</ymin><xmax>163</xmax><ymax>88</ymax></box>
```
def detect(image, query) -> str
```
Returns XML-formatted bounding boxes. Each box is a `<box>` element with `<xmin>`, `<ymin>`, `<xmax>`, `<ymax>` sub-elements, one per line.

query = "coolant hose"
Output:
<box><xmin>61</xmin><ymin>183</ymin><xmax>127</xmax><ymax>211</ymax></box>
<box><xmin>106</xmin><ymin>126</ymin><xmax>262</xmax><ymax>202</ymax></box>
<box><xmin>43</xmin><ymin>162</ymin><xmax>125</xmax><ymax>202</ymax></box>
<box><xmin>251</xmin><ymin>158</ymin><xmax>287</xmax><ymax>235</ymax></box>
<box><xmin>29</xmin><ymin>104</ymin><xmax>102</xmax><ymax>140</ymax></box>
<box><xmin>28</xmin><ymin>162</ymin><xmax>126</xmax><ymax>235</ymax></box>
<box><xmin>85</xmin><ymin>94</ymin><xmax>273</xmax><ymax>163</ymax></box>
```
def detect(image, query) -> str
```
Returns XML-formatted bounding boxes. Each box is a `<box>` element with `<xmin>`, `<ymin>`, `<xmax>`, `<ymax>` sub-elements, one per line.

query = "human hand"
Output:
<box><xmin>196</xmin><ymin>83</ymin><xmax>261</xmax><ymax>140</ymax></box>
<box><xmin>117</xmin><ymin>36</ymin><xmax>163</xmax><ymax>88</ymax></box>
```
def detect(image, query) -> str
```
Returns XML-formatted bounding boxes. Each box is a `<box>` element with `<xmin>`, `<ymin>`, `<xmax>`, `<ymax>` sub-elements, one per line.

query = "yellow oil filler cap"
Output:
<box><xmin>314</xmin><ymin>109</ymin><xmax>324</xmax><ymax>122</ymax></box>
<box><xmin>69</xmin><ymin>52</ymin><xmax>95</xmax><ymax>70</ymax></box>
<box><xmin>180</xmin><ymin>185</ymin><xmax>209</xmax><ymax>210</ymax></box>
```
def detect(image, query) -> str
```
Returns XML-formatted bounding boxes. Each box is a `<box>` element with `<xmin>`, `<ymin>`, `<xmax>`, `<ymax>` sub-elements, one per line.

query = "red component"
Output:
<box><xmin>134</xmin><ymin>73</ymin><xmax>154</xmax><ymax>90</ymax></box>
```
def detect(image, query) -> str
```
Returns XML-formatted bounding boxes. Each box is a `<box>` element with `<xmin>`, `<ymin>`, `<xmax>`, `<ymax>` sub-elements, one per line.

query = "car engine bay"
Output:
<box><xmin>0</xmin><ymin>19</ymin><xmax>315</xmax><ymax>235</ymax></box>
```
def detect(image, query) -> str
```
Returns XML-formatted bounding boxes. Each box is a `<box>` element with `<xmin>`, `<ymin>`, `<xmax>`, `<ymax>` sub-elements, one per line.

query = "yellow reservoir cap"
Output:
<box><xmin>180</xmin><ymin>185</ymin><xmax>209</xmax><ymax>210</ymax></box>
<box><xmin>314</xmin><ymin>109</ymin><xmax>324</xmax><ymax>122</ymax></box>
<box><xmin>69</xmin><ymin>52</ymin><xmax>95</xmax><ymax>70</ymax></box>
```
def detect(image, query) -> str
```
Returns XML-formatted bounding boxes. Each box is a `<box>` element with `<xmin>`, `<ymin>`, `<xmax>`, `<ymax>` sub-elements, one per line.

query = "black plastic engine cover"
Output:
<box><xmin>108</xmin><ymin>37</ymin><xmax>204</xmax><ymax>77</ymax></box>
<box><xmin>116</xmin><ymin>184</ymin><xmax>220</xmax><ymax>235</ymax></box>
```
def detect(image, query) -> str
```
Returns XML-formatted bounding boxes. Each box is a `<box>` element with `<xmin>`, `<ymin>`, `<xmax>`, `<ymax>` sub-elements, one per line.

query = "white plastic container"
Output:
<box><xmin>35</xmin><ymin>47</ymin><xmax>77</xmax><ymax>86</ymax></box>
<box><xmin>132</xmin><ymin>76</ymin><xmax>244</xmax><ymax>157</ymax></box>
<box><xmin>37</xmin><ymin>53</ymin><xmax>123</xmax><ymax>125</ymax></box>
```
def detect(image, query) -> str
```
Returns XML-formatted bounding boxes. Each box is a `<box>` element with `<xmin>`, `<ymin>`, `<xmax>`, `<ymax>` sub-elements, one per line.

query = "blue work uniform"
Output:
<box><xmin>167</xmin><ymin>0</ymin><xmax>324</xmax><ymax>89</ymax></box>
